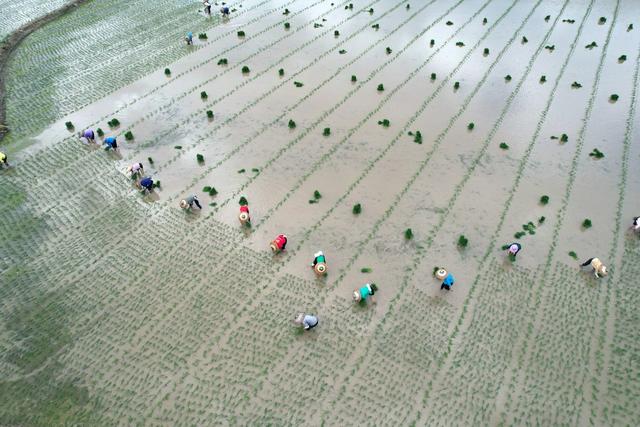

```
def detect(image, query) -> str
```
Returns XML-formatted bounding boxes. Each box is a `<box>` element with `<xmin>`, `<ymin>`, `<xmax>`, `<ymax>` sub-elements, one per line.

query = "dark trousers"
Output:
<box><xmin>192</xmin><ymin>199</ymin><xmax>202</xmax><ymax>209</ymax></box>
<box><xmin>441</xmin><ymin>284</ymin><xmax>450</xmax><ymax>290</ymax></box>
<box><xmin>581</xmin><ymin>258</ymin><xmax>594</xmax><ymax>267</ymax></box>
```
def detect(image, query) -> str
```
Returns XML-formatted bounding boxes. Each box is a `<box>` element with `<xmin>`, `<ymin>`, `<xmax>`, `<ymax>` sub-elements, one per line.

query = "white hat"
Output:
<box><xmin>294</xmin><ymin>313</ymin><xmax>304</xmax><ymax>325</ymax></box>
<box><xmin>239</xmin><ymin>211</ymin><xmax>249</xmax><ymax>222</ymax></box>
<box><xmin>353</xmin><ymin>291</ymin><xmax>361</xmax><ymax>301</ymax></box>
<box><xmin>435</xmin><ymin>269</ymin><xmax>447</xmax><ymax>280</ymax></box>
<box><xmin>180</xmin><ymin>200</ymin><xmax>188</xmax><ymax>209</ymax></box>
<box><xmin>315</xmin><ymin>263</ymin><xmax>327</xmax><ymax>274</ymax></box>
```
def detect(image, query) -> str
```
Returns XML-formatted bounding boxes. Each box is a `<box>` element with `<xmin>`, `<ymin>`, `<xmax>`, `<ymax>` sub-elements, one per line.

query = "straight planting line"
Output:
<box><xmin>218</xmin><ymin>0</ymin><xmax>485</xmax><ymax>226</ymax></box>
<box><xmin>597</xmin><ymin>38</ymin><xmax>640</xmax><ymax>425</ymax></box>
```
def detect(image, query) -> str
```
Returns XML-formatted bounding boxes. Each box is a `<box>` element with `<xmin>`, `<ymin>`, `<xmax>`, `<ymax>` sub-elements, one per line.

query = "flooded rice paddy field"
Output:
<box><xmin>1</xmin><ymin>0</ymin><xmax>639</xmax><ymax>424</ymax></box>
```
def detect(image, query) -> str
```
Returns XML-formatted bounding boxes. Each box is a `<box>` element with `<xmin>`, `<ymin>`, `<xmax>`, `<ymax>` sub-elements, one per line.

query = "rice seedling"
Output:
<box><xmin>522</xmin><ymin>221</ymin><xmax>536</xmax><ymax>235</ymax></box>
<box><xmin>294</xmin><ymin>81</ymin><xmax>304</xmax><ymax>87</ymax></box>
<box><xmin>522</xmin><ymin>36</ymin><xmax>528</xmax><ymax>43</ymax></box>
<box><xmin>237</xmin><ymin>168</ymin><xmax>246</xmax><ymax>173</ymax></box>
<box><xmin>509</xmin><ymin>253</ymin><xmax>517</xmax><ymax>262</ymax></box>
<box><xmin>501</xmin><ymin>244</ymin><xmax>510</xmax><ymax>250</ymax></box>
<box><xmin>351</xmin><ymin>75</ymin><xmax>357</xmax><ymax>82</ymax></box>
<box><xmin>628</xmin><ymin>24</ymin><xmax>633</xmax><ymax>31</ymax></box>
<box><xmin>242</xmin><ymin>66</ymin><xmax>250</xmax><ymax>73</ymax></box>
<box><xmin>430</xmin><ymin>73</ymin><xmax>436</xmax><ymax>80</ymax></box>
<box><xmin>284</xmin><ymin>22</ymin><xmax>290</xmax><ymax>29</ymax></box>
<box><xmin>377</xmin><ymin>84</ymin><xmax>384</xmax><ymax>91</ymax></box>
<box><xmin>164</xmin><ymin>68</ymin><xmax>171</xmax><ymax>75</ymax></box>
<box><xmin>538</xmin><ymin>216</ymin><xmax>546</xmax><ymax>224</ymax></box>
<box><xmin>562</xmin><ymin>19</ymin><xmax>575</xmax><ymax>23</ymax></box>
<box><xmin>378</xmin><ymin>119</ymin><xmax>390</xmax><ymax>127</ymax></box>
<box><xmin>433</xmin><ymin>266</ymin><xmax>441</xmax><ymax>276</ymax></box>
<box><xmin>279</xmin><ymin>68</ymin><xmax>285</xmax><ymax>76</ymax></box>
<box><xmin>334</xmin><ymin>30</ymin><xmax>340</xmax><ymax>36</ymax></box>
<box><xmin>456</xmin><ymin>41</ymin><xmax>465</xmax><ymax>47</ymax></box>
<box><xmin>483</xmin><ymin>48</ymin><xmax>490</xmax><ymax>55</ymax></box>
<box><xmin>283</xmin><ymin>8</ymin><xmax>290</xmax><ymax>14</ymax></box>
<box><xmin>124</xmin><ymin>131</ymin><xmax>134</xmax><ymax>140</ymax></box>
<box><xmin>585</xmin><ymin>41</ymin><xmax>598</xmax><ymax>49</ymax></box>
<box><xmin>571</xmin><ymin>81</ymin><xmax>582</xmax><ymax>88</ymax></box>
<box><xmin>540</xmin><ymin>195</ymin><xmax>550</xmax><ymax>205</ymax></box>
<box><xmin>368</xmin><ymin>8</ymin><xmax>374</xmax><ymax>14</ymax></box>
<box><xmin>582</xmin><ymin>219</ymin><xmax>592</xmax><ymax>229</ymax></box>
<box><xmin>323</xmin><ymin>128</ymin><xmax>331</xmax><ymax>136</ymax></box>
<box><xmin>108</xmin><ymin>118</ymin><xmax>120</xmax><ymax>127</ymax></box>
<box><xmin>499</xmin><ymin>142</ymin><xmax>509</xmax><ymax>150</ymax></box>
<box><xmin>346</xmin><ymin>3</ymin><xmax>353</xmax><ymax>9</ymax></box>
<box><xmin>589</xmin><ymin>148</ymin><xmax>604</xmax><ymax>159</ymax></box>
<box><xmin>353</xmin><ymin>203</ymin><xmax>362</xmax><ymax>214</ymax></box>
<box><xmin>483</xmin><ymin>17</ymin><xmax>487</xmax><ymax>24</ymax></box>
<box><xmin>404</xmin><ymin>228</ymin><xmax>413</xmax><ymax>240</ymax></box>
<box><xmin>545</xmin><ymin>45</ymin><xmax>555</xmax><ymax>51</ymax></box>
<box><xmin>610</xmin><ymin>94</ymin><xmax>619</xmax><ymax>101</ymax></box>
<box><xmin>174</xmin><ymin>145</ymin><xmax>182</xmax><ymax>149</ymax></box>
<box><xmin>239</xmin><ymin>196</ymin><xmax>248</xmax><ymax>206</ymax></box>
<box><xmin>372</xmin><ymin>24</ymin><xmax>380</xmax><ymax>30</ymax></box>
<box><xmin>386</xmin><ymin>47</ymin><xmax>392</xmax><ymax>54</ymax></box>
<box><xmin>203</xmin><ymin>186</ymin><xmax>212</xmax><ymax>193</ymax></box>
<box><xmin>430</xmin><ymin>39</ymin><xmax>435</xmax><ymax>47</ymax></box>
<box><xmin>560</xmin><ymin>133</ymin><xmax>568</xmax><ymax>143</ymax></box>
<box><xmin>568</xmin><ymin>251</ymin><xmax>578</xmax><ymax>259</ymax></box>
<box><xmin>206</xmin><ymin>110</ymin><xmax>214</xmax><ymax>119</ymax></box>
<box><xmin>544</xmin><ymin>15</ymin><xmax>551</xmax><ymax>22</ymax></box>
<box><xmin>237</xmin><ymin>31</ymin><xmax>245</xmax><ymax>37</ymax></box>
<box><xmin>467</xmin><ymin>122</ymin><xmax>474</xmax><ymax>130</ymax></box>
<box><xmin>514</xmin><ymin>231</ymin><xmax>526</xmax><ymax>239</ymax></box>
<box><xmin>96</xmin><ymin>128</ymin><xmax>104</xmax><ymax>137</ymax></box>
<box><xmin>360</xmin><ymin>267</ymin><xmax>372</xmax><ymax>273</ymax></box>
<box><xmin>618</xmin><ymin>55</ymin><xmax>627</xmax><ymax>62</ymax></box>
<box><xmin>200</xmin><ymin>91</ymin><xmax>208</xmax><ymax>99</ymax></box>
<box><xmin>446</xmin><ymin>21</ymin><xmax>453</xmax><ymax>26</ymax></box>
<box><xmin>288</xmin><ymin>119</ymin><xmax>296</xmax><ymax>129</ymax></box>
<box><xmin>147</xmin><ymin>157</ymin><xmax>153</xmax><ymax>164</ymax></box>
<box><xmin>217</xmin><ymin>58</ymin><xmax>228</xmax><ymax>65</ymax></box>
<box><xmin>598</xmin><ymin>16</ymin><xmax>606</xmax><ymax>24</ymax></box>
<box><xmin>198</xmin><ymin>33</ymin><xmax>207</xmax><ymax>39</ymax></box>
<box><xmin>252</xmin><ymin>168</ymin><xmax>259</xmax><ymax>173</ymax></box>
<box><xmin>414</xmin><ymin>131</ymin><xmax>422</xmax><ymax>144</ymax></box>
<box><xmin>153</xmin><ymin>180</ymin><xmax>160</xmax><ymax>188</ymax></box>
<box><xmin>308</xmin><ymin>199</ymin><xmax>318</xmax><ymax>204</ymax></box>
<box><xmin>65</xmin><ymin>121</ymin><xmax>74</xmax><ymax>130</ymax></box>
<box><xmin>505</xmin><ymin>74</ymin><xmax>512</xmax><ymax>81</ymax></box>
<box><xmin>209</xmin><ymin>187</ymin><xmax>218</xmax><ymax>196</ymax></box>
<box><xmin>406</xmin><ymin>4</ymin><xmax>410</xmax><ymax>9</ymax></box>
<box><xmin>454</xmin><ymin>81</ymin><xmax>460</xmax><ymax>89</ymax></box>
<box><xmin>457</xmin><ymin>235</ymin><xmax>469</xmax><ymax>248</ymax></box>
<box><xmin>209</xmin><ymin>202</ymin><xmax>217</xmax><ymax>207</ymax></box>
<box><xmin>313</xmin><ymin>190</ymin><xmax>321</xmax><ymax>200</ymax></box>
<box><xmin>196</xmin><ymin>154</ymin><xmax>204</xmax><ymax>163</ymax></box>
<box><xmin>339</xmin><ymin>49</ymin><xmax>347</xmax><ymax>54</ymax></box>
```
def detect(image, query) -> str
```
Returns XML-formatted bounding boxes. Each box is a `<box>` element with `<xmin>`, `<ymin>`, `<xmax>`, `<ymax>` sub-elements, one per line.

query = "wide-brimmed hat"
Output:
<box><xmin>353</xmin><ymin>290</ymin><xmax>361</xmax><ymax>301</ymax></box>
<box><xmin>239</xmin><ymin>212</ymin><xmax>249</xmax><ymax>222</ymax></box>
<box><xmin>599</xmin><ymin>265</ymin><xmax>608</xmax><ymax>276</ymax></box>
<box><xmin>436</xmin><ymin>268</ymin><xmax>448</xmax><ymax>280</ymax></box>
<box><xmin>315</xmin><ymin>263</ymin><xmax>327</xmax><ymax>274</ymax></box>
<box><xmin>270</xmin><ymin>242</ymin><xmax>278</xmax><ymax>253</ymax></box>
<box><xmin>179</xmin><ymin>200</ymin><xmax>188</xmax><ymax>209</ymax></box>
<box><xmin>294</xmin><ymin>313</ymin><xmax>304</xmax><ymax>325</ymax></box>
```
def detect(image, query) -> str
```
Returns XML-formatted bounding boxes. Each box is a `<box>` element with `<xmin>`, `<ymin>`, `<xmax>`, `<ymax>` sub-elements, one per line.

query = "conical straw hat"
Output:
<box><xmin>239</xmin><ymin>212</ymin><xmax>249</xmax><ymax>222</ymax></box>
<box><xmin>353</xmin><ymin>290</ymin><xmax>361</xmax><ymax>301</ymax></box>
<box><xmin>314</xmin><ymin>263</ymin><xmax>327</xmax><ymax>274</ymax></box>
<box><xmin>180</xmin><ymin>200</ymin><xmax>188</xmax><ymax>209</ymax></box>
<box><xmin>270</xmin><ymin>242</ymin><xmax>278</xmax><ymax>253</ymax></box>
<box><xmin>436</xmin><ymin>269</ymin><xmax>447</xmax><ymax>280</ymax></box>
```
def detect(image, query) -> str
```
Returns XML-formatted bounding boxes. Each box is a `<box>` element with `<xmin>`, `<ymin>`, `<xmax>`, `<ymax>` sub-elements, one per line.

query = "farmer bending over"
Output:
<box><xmin>180</xmin><ymin>195</ymin><xmax>202</xmax><ymax>210</ymax></box>
<box><xmin>294</xmin><ymin>313</ymin><xmax>318</xmax><ymax>330</ymax></box>
<box><xmin>581</xmin><ymin>257</ymin><xmax>607</xmax><ymax>278</ymax></box>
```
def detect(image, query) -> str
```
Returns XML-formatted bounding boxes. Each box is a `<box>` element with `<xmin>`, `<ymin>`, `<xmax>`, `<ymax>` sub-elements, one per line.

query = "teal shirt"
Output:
<box><xmin>359</xmin><ymin>285</ymin><xmax>372</xmax><ymax>300</ymax></box>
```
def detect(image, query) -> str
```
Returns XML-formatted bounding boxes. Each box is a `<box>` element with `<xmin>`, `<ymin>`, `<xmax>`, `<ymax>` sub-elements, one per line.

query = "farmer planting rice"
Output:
<box><xmin>270</xmin><ymin>234</ymin><xmax>287</xmax><ymax>253</ymax></box>
<box><xmin>185</xmin><ymin>32</ymin><xmax>193</xmax><ymax>45</ymax></box>
<box><xmin>436</xmin><ymin>268</ymin><xmax>455</xmax><ymax>291</ymax></box>
<box><xmin>239</xmin><ymin>204</ymin><xmax>250</xmax><ymax>224</ymax></box>
<box><xmin>632</xmin><ymin>217</ymin><xmax>640</xmax><ymax>233</ymax></box>
<box><xmin>294</xmin><ymin>313</ymin><xmax>318</xmax><ymax>331</ymax></box>
<box><xmin>103</xmin><ymin>136</ymin><xmax>118</xmax><ymax>150</ymax></box>
<box><xmin>180</xmin><ymin>194</ymin><xmax>202</xmax><ymax>210</ymax></box>
<box><xmin>0</xmin><ymin>151</ymin><xmax>8</xmax><ymax>167</ymax></box>
<box><xmin>220</xmin><ymin>6</ymin><xmax>230</xmax><ymax>16</ymax></box>
<box><xmin>353</xmin><ymin>283</ymin><xmax>378</xmax><ymax>303</ymax></box>
<box><xmin>138</xmin><ymin>176</ymin><xmax>154</xmax><ymax>193</ymax></box>
<box><xmin>127</xmin><ymin>162</ymin><xmax>144</xmax><ymax>177</ymax></box>
<box><xmin>581</xmin><ymin>257</ymin><xmax>608</xmax><ymax>278</ymax></box>
<box><xmin>82</xmin><ymin>129</ymin><xmax>96</xmax><ymax>143</ymax></box>
<box><xmin>311</xmin><ymin>251</ymin><xmax>327</xmax><ymax>275</ymax></box>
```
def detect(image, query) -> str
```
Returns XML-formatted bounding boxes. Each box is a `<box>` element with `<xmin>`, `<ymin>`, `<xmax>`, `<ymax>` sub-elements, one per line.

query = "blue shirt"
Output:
<box><xmin>303</xmin><ymin>315</ymin><xmax>318</xmax><ymax>330</ymax></box>
<box><xmin>140</xmin><ymin>177</ymin><xmax>153</xmax><ymax>188</ymax></box>
<box><xmin>443</xmin><ymin>273</ymin><xmax>455</xmax><ymax>286</ymax></box>
<box><xmin>104</xmin><ymin>137</ymin><xmax>116</xmax><ymax>146</ymax></box>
